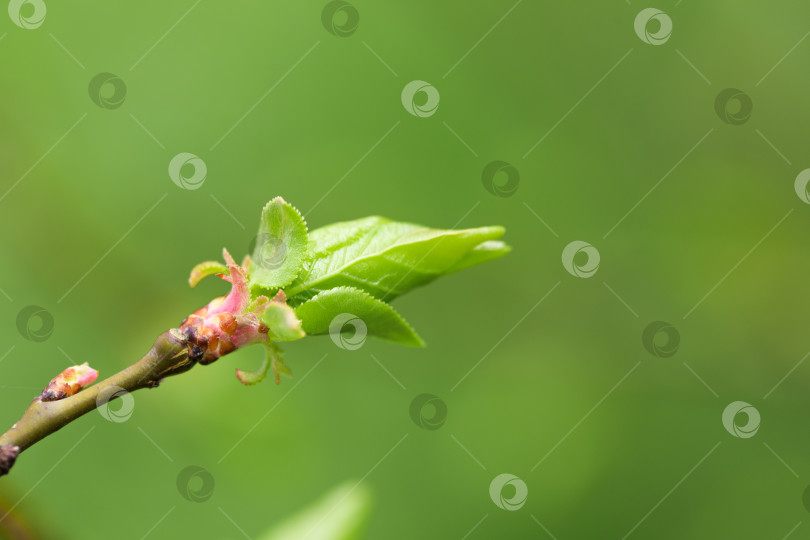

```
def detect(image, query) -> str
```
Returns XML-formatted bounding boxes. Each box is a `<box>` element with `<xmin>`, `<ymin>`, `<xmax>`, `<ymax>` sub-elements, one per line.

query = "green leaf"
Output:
<box><xmin>295</xmin><ymin>286</ymin><xmax>425</xmax><ymax>347</ymax></box>
<box><xmin>284</xmin><ymin>217</ymin><xmax>507</xmax><ymax>304</ymax></box>
<box><xmin>188</xmin><ymin>261</ymin><xmax>228</xmax><ymax>288</ymax></box>
<box><xmin>257</xmin><ymin>481</ymin><xmax>372</xmax><ymax>540</ymax></box>
<box><xmin>445</xmin><ymin>239</ymin><xmax>511</xmax><ymax>274</ymax></box>
<box><xmin>235</xmin><ymin>343</ymin><xmax>292</xmax><ymax>385</ymax></box>
<box><xmin>262</xmin><ymin>302</ymin><xmax>305</xmax><ymax>341</ymax></box>
<box><xmin>248</xmin><ymin>197</ymin><xmax>308</xmax><ymax>295</ymax></box>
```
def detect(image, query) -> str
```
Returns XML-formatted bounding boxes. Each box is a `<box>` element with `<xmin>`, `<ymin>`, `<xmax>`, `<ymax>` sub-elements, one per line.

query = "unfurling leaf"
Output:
<box><xmin>262</xmin><ymin>302</ymin><xmax>305</xmax><ymax>342</ymax></box>
<box><xmin>236</xmin><ymin>343</ymin><xmax>291</xmax><ymax>385</ymax></box>
<box><xmin>283</xmin><ymin>217</ymin><xmax>507</xmax><ymax>304</ymax></box>
<box><xmin>294</xmin><ymin>286</ymin><xmax>424</xmax><ymax>347</ymax></box>
<box><xmin>189</xmin><ymin>261</ymin><xmax>229</xmax><ymax>288</ymax></box>
<box><xmin>248</xmin><ymin>197</ymin><xmax>308</xmax><ymax>295</ymax></box>
<box><xmin>183</xmin><ymin>197</ymin><xmax>509</xmax><ymax>388</ymax></box>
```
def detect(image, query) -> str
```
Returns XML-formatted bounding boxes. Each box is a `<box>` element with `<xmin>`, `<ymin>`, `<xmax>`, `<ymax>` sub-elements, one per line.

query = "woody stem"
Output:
<box><xmin>0</xmin><ymin>329</ymin><xmax>191</xmax><ymax>477</ymax></box>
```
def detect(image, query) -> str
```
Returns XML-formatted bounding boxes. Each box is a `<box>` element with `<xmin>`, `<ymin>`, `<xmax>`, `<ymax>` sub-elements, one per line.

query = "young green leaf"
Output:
<box><xmin>283</xmin><ymin>217</ymin><xmax>507</xmax><ymax>304</ymax></box>
<box><xmin>235</xmin><ymin>343</ymin><xmax>291</xmax><ymax>386</ymax></box>
<box><xmin>294</xmin><ymin>286</ymin><xmax>425</xmax><ymax>347</ymax></box>
<box><xmin>188</xmin><ymin>261</ymin><xmax>229</xmax><ymax>288</ymax></box>
<box><xmin>262</xmin><ymin>302</ymin><xmax>305</xmax><ymax>342</ymax></box>
<box><xmin>248</xmin><ymin>197</ymin><xmax>308</xmax><ymax>295</ymax></box>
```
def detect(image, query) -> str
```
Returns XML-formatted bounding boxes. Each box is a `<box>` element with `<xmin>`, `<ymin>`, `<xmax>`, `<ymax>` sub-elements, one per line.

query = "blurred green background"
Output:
<box><xmin>2</xmin><ymin>1</ymin><xmax>810</xmax><ymax>538</ymax></box>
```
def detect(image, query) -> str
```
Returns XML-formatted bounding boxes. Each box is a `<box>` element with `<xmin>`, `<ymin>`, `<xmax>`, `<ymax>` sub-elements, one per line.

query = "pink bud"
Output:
<box><xmin>41</xmin><ymin>363</ymin><xmax>99</xmax><ymax>402</ymax></box>
<box><xmin>181</xmin><ymin>248</ymin><xmax>271</xmax><ymax>365</ymax></box>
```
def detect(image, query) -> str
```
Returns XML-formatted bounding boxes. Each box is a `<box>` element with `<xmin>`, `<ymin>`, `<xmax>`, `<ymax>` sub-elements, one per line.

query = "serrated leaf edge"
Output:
<box><xmin>298</xmin><ymin>285</ymin><xmax>426</xmax><ymax>347</ymax></box>
<box><xmin>189</xmin><ymin>260</ymin><xmax>229</xmax><ymax>288</ymax></box>
<box><xmin>249</xmin><ymin>197</ymin><xmax>310</xmax><ymax>294</ymax></box>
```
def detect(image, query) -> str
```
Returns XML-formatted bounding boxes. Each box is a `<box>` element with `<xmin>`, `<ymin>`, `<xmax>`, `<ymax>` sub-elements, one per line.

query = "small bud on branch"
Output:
<box><xmin>40</xmin><ymin>363</ymin><xmax>99</xmax><ymax>402</ymax></box>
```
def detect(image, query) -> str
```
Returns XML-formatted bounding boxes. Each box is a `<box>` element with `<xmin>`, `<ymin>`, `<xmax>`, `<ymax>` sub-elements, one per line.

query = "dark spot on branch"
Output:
<box><xmin>41</xmin><ymin>389</ymin><xmax>68</xmax><ymax>402</ymax></box>
<box><xmin>189</xmin><ymin>344</ymin><xmax>205</xmax><ymax>362</ymax></box>
<box><xmin>0</xmin><ymin>445</ymin><xmax>20</xmax><ymax>477</ymax></box>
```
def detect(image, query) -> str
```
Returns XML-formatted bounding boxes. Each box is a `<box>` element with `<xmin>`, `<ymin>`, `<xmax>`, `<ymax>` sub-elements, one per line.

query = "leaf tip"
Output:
<box><xmin>235</xmin><ymin>367</ymin><xmax>262</xmax><ymax>386</ymax></box>
<box><xmin>189</xmin><ymin>260</ymin><xmax>229</xmax><ymax>288</ymax></box>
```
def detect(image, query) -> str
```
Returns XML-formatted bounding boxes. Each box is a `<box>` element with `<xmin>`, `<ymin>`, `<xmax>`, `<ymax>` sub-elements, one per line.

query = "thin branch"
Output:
<box><xmin>0</xmin><ymin>330</ymin><xmax>190</xmax><ymax>477</ymax></box>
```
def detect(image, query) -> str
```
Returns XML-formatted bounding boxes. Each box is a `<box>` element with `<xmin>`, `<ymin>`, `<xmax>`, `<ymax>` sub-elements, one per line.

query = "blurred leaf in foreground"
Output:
<box><xmin>257</xmin><ymin>481</ymin><xmax>372</xmax><ymax>540</ymax></box>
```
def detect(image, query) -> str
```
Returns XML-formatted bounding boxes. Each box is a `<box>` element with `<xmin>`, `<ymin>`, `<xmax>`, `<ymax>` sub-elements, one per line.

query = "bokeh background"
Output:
<box><xmin>2</xmin><ymin>1</ymin><xmax>810</xmax><ymax>538</ymax></box>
